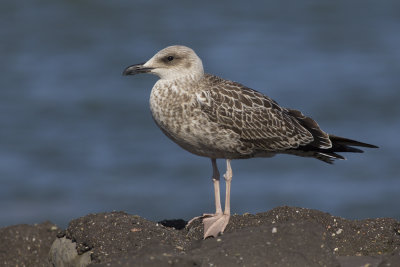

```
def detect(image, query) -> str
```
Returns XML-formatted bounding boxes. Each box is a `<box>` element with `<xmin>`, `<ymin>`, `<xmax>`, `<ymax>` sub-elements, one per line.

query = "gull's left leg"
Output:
<box><xmin>223</xmin><ymin>159</ymin><xmax>232</xmax><ymax>220</ymax></box>
<box><xmin>203</xmin><ymin>159</ymin><xmax>232</xmax><ymax>238</ymax></box>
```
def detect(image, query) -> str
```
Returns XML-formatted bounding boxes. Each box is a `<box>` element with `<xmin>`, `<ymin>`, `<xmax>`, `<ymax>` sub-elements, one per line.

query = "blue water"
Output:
<box><xmin>1</xmin><ymin>0</ymin><xmax>399</xmax><ymax>228</ymax></box>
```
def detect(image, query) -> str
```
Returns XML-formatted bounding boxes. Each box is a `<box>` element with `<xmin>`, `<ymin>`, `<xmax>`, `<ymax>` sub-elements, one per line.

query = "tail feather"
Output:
<box><xmin>328</xmin><ymin>134</ymin><xmax>378</xmax><ymax>149</ymax></box>
<box><xmin>285</xmin><ymin>108</ymin><xmax>377</xmax><ymax>163</ymax></box>
<box><xmin>315</xmin><ymin>152</ymin><xmax>345</xmax><ymax>164</ymax></box>
<box><xmin>290</xmin><ymin>134</ymin><xmax>378</xmax><ymax>164</ymax></box>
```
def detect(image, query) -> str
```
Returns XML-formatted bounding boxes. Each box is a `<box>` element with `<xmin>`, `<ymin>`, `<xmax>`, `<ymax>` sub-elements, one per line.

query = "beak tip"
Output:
<box><xmin>122</xmin><ymin>66</ymin><xmax>136</xmax><ymax>76</ymax></box>
<box><xmin>123</xmin><ymin>62</ymin><xmax>151</xmax><ymax>76</ymax></box>
<box><xmin>122</xmin><ymin>69</ymin><xmax>131</xmax><ymax>76</ymax></box>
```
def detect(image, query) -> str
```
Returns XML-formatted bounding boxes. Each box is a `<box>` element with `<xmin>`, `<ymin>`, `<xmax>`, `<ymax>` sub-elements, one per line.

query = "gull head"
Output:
<box><xmin>123</xmin><ymin>45</ymin><xmax>204</xmax><ymax>80</ymax></box>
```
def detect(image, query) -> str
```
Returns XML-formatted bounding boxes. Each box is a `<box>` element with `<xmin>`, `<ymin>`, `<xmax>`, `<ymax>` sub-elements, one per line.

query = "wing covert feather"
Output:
<box><xmin>197</xmin><ymin>77</ymin><xmax>317</xmax><ymax>151</ymax></box>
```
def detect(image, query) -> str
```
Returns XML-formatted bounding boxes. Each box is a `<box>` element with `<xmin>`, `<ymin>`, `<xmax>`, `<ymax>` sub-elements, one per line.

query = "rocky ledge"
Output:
<box><xmin>1</xmin><ymin>206</ymin><xmax>400</xmax><ymax>266</ymax></box>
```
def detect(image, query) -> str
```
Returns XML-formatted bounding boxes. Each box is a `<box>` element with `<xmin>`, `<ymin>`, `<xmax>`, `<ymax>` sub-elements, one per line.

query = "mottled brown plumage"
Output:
<box><xmin>197</xmin><ymin>74</ymin><xmax>328</xmax><ymax>156</ymax></box>
<box><xmin>123</xmin><ymin>45</ymin><xmax>378</xmax><ymax>238</ymax></box>
<box><xmin>198</xmin><ymin>74</ymin><xmax>378</xmax><ymax>163</ymax></box>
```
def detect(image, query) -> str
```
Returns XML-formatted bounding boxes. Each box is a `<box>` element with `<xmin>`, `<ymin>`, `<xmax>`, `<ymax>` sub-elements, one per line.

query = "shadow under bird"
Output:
<box><xmin>123</xmin><ymin>45</ymin><xmax>378</xmax><ymax>239</ymax></box>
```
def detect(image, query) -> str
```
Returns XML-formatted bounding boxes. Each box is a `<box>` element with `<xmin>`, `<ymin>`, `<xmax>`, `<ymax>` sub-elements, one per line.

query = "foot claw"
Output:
<box><xmin>186</xmin><ymin>213</ymin><xmax>215</xmax><ymax>229</ymax></box>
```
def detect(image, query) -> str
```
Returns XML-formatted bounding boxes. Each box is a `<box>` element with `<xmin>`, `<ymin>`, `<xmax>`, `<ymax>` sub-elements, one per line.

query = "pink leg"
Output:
<box><xmin>211</xmin><ymin>158</ymin><xmax>222</xmax><ymax>215</ymax></box>
<box><xmin>187</xmin><ymin>159</ymin><xmax>221</xmax><ymax>226</ymax></box>
<box><xmin>223</xmin><ymin>159</ymin><xmax>232</xmax><ymax>216</ymax></box>
<box><xmin>203</xmin><ymin>159</ymin><xmax>232</xmax><ymax>238</ymax></box>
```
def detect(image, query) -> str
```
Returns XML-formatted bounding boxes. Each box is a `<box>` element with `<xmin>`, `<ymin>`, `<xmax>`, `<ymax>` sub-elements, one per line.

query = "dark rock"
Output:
<box><xmin>337</xmin><ymin>255</ymin><xmax>383</xmax><ymax>267</ymax></box>
<box><xmin>188</xmin><ymin>220</ymin><xmax>339</xmax><ymax>266</ymax></box>
<box><xmin>64</xmin><ymin>211</ymin><xmax>189</xmax><ymax>265</ymax></box>
<box><xmin>378</xmin><ymin>249</ymin><xmax>400</xmax><ymax>267</ymax></box>
<box><xmin>0</xmin><ymin>221</ymin><xmax>59</xmax><ymax>267</ymax></box>
<box><xmin>2</xmin><ymin>206</ymin><xmax>400</xmax><ymax>266</ymax></box>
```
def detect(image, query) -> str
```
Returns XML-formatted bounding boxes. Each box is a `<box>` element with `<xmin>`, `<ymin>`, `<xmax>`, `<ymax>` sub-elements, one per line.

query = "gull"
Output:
<box><xmin>123</xmin><ymin>45</ymin><xmax>378</xmax><ymax>239</ymax></box>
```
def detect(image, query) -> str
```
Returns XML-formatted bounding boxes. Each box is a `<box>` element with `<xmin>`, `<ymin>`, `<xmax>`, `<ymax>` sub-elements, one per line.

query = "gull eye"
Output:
<box><xmin>167</xmin><ymin>56</ymin><xmax>174</xmax><ymax>61</ymax></box>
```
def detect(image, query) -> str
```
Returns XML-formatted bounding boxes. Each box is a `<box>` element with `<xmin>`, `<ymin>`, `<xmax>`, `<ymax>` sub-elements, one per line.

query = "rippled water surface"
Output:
<box><xmin>1</xmin><ymin>0</ymin><xmax>399</xmax><ymax>227</ymax></box>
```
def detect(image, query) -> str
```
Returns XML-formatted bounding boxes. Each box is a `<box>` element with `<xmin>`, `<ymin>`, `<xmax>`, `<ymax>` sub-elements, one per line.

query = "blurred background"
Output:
<box><xmin>1</xmin><ymin>0</ymin><xmax>399</xmax><ymax>228</ymax></box>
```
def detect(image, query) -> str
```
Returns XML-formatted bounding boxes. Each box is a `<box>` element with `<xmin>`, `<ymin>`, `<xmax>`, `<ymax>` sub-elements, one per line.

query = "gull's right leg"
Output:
<box><xmin>210</xmin><ymin>158</ymin><xmax>222</xmax><ymax>215</ymax></box>
<box><xmin>186</xmin><ymin>158</ymin><xmax>221</xmax><ymax>227</ymax></box>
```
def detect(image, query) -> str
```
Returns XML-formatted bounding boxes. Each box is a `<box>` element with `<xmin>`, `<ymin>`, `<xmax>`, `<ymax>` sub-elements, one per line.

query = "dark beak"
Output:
<box><xmin>122</xmin><ymin>63</ymin><xmax>153</xmax><ymax>76</ymax></box>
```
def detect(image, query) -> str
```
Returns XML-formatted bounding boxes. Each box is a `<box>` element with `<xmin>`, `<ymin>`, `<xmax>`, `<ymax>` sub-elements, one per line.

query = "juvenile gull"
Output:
<box><xmin>123</xmin><ymin>45</ymin><xmax>378</xmax><ymax>239</ymax></box>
